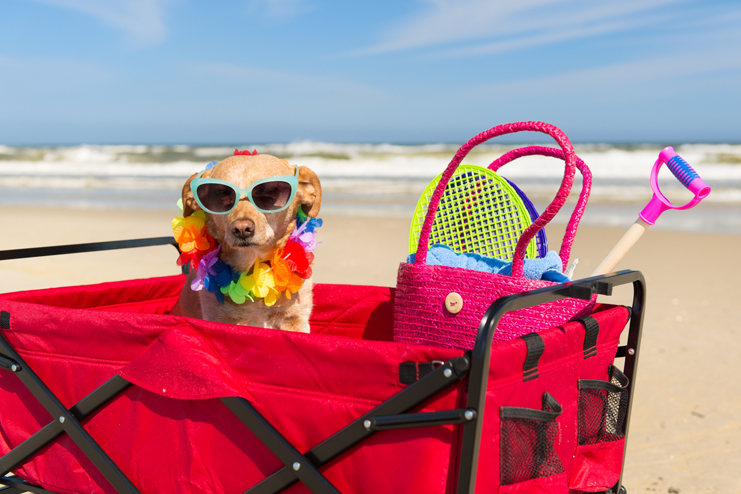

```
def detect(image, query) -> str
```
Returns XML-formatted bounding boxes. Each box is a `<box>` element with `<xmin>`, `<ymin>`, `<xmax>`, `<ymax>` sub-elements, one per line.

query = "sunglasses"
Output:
<box><xmin>191</xmin><ymin>165</ymin><xmax>299</xmax><ymax>214</ymax></box>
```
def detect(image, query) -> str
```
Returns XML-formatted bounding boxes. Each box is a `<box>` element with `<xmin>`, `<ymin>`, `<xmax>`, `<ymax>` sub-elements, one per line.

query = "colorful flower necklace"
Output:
<box><xmin>172</xmin><ymin>208</ymin><xmax>321</xmax><ymax>306</ymax></box>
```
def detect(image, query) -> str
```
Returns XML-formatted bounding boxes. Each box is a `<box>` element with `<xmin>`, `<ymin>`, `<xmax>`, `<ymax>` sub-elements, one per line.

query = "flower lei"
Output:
<box><xmin>172</xmin><ymin>208</ymin><xmax>322</xmax><ymax>306</ymax></box>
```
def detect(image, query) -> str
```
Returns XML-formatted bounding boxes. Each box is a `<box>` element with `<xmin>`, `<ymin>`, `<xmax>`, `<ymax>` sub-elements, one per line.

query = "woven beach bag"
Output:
<box><xmin>393</xmin><ymin>121</ymin><xmax>596</xmax><ymax>351</ymax></box>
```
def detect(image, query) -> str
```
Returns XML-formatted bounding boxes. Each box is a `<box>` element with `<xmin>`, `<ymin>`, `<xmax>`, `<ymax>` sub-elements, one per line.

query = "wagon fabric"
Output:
<box><xmin>0</xmin><ymin>275</ymin><xmax>630</xmax><ymax>493</ymax></box>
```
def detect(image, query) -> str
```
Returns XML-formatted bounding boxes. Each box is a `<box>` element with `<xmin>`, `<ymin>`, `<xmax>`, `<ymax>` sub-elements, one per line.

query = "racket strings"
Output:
<box><xmin>412</xmin><ymin>167</ymin><xmax>536</xmax><ymax>261</ymax></box>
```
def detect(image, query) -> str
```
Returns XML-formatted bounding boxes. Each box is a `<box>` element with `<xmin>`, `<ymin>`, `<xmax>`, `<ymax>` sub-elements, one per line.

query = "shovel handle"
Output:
<box><xmin>591</xmin><ymin>218</ymin><xmax>650</xmax><ymax>276</ymax></box>
<box><xmin>639</xmin><ymin>147</ymin><xmax>711</xmax><ymax>225</ymax></box>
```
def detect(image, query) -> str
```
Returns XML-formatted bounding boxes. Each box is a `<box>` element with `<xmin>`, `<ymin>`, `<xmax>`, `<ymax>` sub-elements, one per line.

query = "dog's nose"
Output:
<box><xmin>230</xmin><ymin>219</ymin><xmax>255</xmax><ymax>239</ymax></box>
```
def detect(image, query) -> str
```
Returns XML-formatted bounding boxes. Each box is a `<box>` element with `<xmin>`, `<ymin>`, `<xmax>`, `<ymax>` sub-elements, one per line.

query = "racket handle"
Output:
<box><xmin>591</xmin><ymin>218</ymin><xmax>649</xmax><ymax>276</ymax></box>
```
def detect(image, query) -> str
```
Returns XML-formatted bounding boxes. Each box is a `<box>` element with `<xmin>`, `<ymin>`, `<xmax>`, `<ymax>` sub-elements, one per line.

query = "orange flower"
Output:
<box><xmin>272</xmin><ymin>250</ymin><xmax>304</xmax><ymax>298</ymax></box>
<box><xmin>172</xmin><ymin>210</ymin><xmax>211</xmax><ymax>253</ymax></box>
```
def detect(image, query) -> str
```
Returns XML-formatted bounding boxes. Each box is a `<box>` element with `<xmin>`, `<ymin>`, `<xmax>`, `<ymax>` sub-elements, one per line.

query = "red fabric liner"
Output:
<box><xmin>569</xmin><ymin>439</ymin><xmax>626</xmax><ymax>492</ymax></box>
<box><xmin>0</xmin><ymin>277</ymin><xmax>463</xmax><ymax>493</ymax></box>
<box><xmin>0</xmin><ymin>276</ymin><xmax>629</xmax><ymax>494</ymax></box>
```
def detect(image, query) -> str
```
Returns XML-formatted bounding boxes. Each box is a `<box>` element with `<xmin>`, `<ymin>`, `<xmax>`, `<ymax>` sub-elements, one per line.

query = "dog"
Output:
<box><xmin>171</xmin><ymin>153</ymin><xmax>322</xmax><ymax>333</ymax></box>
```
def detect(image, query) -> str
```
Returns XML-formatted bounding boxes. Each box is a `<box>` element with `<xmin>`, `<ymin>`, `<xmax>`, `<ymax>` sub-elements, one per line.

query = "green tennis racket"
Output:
<box><xmin>409</xmin><ymin>164</ymin><xmax>538</xmax><ymax>261</ymax></box>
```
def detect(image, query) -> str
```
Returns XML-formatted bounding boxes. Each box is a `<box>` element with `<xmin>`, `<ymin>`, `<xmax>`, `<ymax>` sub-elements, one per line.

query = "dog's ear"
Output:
<box><xmin>297</xmin><ymin>166</ymin><xmax>322</xmax><ymax>218</ymax></box>
<box><xmin>182</xmin><ymin>173</ymin><xmax>201</xmax><ymax>217</ymax></box>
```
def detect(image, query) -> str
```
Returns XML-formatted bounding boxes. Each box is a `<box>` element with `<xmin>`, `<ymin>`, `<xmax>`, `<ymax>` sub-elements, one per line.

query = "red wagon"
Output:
<box><xmin>0</xmin><ymin>237</ymin><xmax>644</xmax><ymax>494</ymax></box>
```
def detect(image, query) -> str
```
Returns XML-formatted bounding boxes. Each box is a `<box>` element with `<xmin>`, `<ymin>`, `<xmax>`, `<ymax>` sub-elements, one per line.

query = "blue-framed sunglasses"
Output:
<box><xmin>191</xmin><ymin>165</ymin><xmax>299</xmax><ymax>214</ymax></box>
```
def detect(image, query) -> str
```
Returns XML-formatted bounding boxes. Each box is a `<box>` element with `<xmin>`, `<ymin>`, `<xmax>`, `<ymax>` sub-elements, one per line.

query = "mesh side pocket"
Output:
<box><xmin>578</xmin><ymin>365</ymin><xmax>629</xmax><ymax>445</ymax></box>
<box><xmin>500</xmin><ymin>393</ymin><xmax>565</xmax><ymax>486</ymax></box>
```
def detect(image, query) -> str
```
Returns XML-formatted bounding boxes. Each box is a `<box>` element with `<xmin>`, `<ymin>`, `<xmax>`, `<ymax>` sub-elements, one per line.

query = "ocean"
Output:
<box><xmin>1</xmin><ymin>142</ymin><xmax>739</xmax><ymax>233</ymax></box>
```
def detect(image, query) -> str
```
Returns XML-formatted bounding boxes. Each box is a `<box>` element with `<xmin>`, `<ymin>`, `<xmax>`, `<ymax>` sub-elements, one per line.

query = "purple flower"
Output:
<box><xmin>190</xmin><ymin>246</ymin><xmax>221</xmax><ymax>291</ymax></box>
<box><xmin>289</xmin><ymin>218</ymin><xmax>322</xmax><ymax>252</ymax></box>
<box><xmin>297</xmin><ymin>230</ymin><xmax>320</xmax><ymax>252</ymax></box>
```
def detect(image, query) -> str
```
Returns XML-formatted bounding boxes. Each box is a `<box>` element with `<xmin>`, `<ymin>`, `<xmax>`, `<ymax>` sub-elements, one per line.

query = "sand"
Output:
<box><xmin>1</xmin><ymin>206</ymin><xmax>739</xmax><ymax>492</ymax></box>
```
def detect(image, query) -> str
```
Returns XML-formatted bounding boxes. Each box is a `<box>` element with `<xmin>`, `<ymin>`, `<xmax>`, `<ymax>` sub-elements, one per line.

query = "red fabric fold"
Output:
<box><xmin>118</xmin><ymin>324</ymin><xmax>254</xmax><ymax>402</ymax></box>
<box><xmin>569</xmin><ymin>439</ymin><xmax>625</xmax><ymax>491</ymax></box>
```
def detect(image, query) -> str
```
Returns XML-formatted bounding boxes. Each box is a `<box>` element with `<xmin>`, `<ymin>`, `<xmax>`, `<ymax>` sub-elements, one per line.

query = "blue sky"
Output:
<box><xmin>1</xmin><ymin>0</ymin><xmax>739</xmax><ymax>144</ymax></box>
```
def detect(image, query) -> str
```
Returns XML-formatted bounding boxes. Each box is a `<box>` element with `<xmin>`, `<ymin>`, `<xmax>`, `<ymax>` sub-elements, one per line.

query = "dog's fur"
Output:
<box><xmin>170</xmin><ymin>154</ymin><xmax>321</xmax><ymax>333</ymax></box>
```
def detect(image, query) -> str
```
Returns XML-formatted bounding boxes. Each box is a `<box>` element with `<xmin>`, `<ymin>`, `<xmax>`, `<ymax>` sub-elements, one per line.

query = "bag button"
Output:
<box><xmin>445</xmin><ymin>292</ymin><xmax>463</xmax><ymax>314</ymax></box>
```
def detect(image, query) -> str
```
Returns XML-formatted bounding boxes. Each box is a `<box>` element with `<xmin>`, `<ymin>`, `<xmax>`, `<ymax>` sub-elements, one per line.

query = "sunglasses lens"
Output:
<box><xmin>197</xmin><ymin>183</ymin><xmax>236</xmax><ymax>213</ymax></box>
<box><xmin>251</xmin><ymin>181</ymin><xmax>293</xmax><ymax>211</ymax></box>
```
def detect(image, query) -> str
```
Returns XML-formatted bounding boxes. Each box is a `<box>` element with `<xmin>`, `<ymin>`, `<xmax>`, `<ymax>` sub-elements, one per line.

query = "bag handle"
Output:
<box><xmin>415</xmin><ymin>121</ymin><xmax>576</xmax><ymax>278</ymax></box>
<box><xmin>489</xmin><ymin>146</ymin><xmax>591</xmax><ymax>272</ymax></box>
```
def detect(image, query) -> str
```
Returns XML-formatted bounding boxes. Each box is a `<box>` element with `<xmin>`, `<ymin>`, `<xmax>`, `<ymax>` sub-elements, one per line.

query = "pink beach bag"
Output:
<box><xmin>393</xmin><ymin>121</ymin><xmax>595</xmax><ymax>351</ymax></box>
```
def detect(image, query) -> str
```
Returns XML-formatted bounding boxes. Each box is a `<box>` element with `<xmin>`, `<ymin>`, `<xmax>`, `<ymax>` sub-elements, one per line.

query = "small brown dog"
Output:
<box><xmin>171</xmin><ymin>153</ymin><xmax>321</xmax><ymax>333</ymax></box>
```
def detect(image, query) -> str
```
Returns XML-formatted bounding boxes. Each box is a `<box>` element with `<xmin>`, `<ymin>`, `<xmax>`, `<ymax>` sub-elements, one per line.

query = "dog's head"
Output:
<box><xmin>181</xmin><ymin>154</ymin><xmax>321</xmax><ymax>268</ymax></box>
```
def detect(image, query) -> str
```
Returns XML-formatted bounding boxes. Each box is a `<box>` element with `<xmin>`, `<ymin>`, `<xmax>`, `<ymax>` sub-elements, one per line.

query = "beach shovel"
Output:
<box><xmin>591</xmin><ymin>146</ymin><xmax>712</xmax><ymax>276</ymax></box>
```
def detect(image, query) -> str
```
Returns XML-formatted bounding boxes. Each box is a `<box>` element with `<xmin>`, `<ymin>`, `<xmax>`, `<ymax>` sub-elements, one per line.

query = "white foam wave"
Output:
<box><xmin>1</xmin><ymin>143</ymin><xmax>739</xmax><ymax>216</ymax></box>
<box><xmin>0</xmin><ymin>160</ymin><xmax>203</xmax><ymax>178</ymax></box>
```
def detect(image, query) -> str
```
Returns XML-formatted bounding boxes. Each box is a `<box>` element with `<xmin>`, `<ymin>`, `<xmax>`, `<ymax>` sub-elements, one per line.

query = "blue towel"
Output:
<box><xmin>407</xmin><ymin>244</ymin><xmax>571</xmax><ymax>283</ymax></box>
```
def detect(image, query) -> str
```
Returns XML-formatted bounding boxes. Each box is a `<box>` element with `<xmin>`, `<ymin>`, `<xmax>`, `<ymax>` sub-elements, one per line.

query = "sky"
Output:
<box><xmin>1</xmin><ymin>0</ymin><xmax>740</xmax><ymax>144</ymax></box>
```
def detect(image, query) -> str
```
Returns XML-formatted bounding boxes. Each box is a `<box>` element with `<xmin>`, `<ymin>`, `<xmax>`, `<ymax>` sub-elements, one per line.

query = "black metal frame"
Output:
<box><xmin>0</xmin><ymin>238</ymin><xmax>645</xmax><ymax>494</ymax></box>
<box><xmin>0</xmin><ymin>237</ymin><xmax>178</xmax><ymax>262</ymax></box>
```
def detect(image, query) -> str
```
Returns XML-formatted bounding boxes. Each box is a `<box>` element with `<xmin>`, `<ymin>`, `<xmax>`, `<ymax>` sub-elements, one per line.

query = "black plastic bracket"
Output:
<box><xmin>554</xmin><ymin>280</ymin><xmax>614</xmax><ymax>300</ymax></box>
<box><xmin>595</xmin><ymin>281</ymin><xmax>614</xmax><ymax>296</ymax></box>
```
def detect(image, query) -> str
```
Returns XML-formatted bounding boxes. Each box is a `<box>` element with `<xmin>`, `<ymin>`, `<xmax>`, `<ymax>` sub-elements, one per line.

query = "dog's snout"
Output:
<box><xmin>230</xmin><ymin>219</ymin><xmax>255</xmax><ymax>239</ymax></box>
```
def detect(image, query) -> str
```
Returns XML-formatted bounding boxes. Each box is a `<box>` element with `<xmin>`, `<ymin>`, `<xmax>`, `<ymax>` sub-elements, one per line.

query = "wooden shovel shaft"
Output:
<box><xmin>591</xmin><ymin>218</ymin><xmax>650</xmax><ymax>276</ymax></box>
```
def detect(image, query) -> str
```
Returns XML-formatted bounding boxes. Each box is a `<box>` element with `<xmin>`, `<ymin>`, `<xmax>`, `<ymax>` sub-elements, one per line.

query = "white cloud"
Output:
<box><xmin>434</xmin><ymin>13</ymin><xmax>671</xmax><ymax>58</ymax></box>
<box><xmin>28</xmin><ymin>0</ymin><xmax>170</xmax><ymax>47</ymax></box>
<box><xmin>474</xmin><ymin>43</ymin><xmax>741</xmax><ymax>100</ymax></box>
<box><xmin>355</xmin><ymin>0</ymin><xmax>692</xmax><ymax>56</ymax></box>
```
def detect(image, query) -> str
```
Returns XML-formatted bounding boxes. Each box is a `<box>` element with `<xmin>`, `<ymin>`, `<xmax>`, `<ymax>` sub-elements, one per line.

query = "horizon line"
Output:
<box><xmin>3</xmin><ymin>140</ymin><xmax>741</xmax><ymax>147</ymax></box>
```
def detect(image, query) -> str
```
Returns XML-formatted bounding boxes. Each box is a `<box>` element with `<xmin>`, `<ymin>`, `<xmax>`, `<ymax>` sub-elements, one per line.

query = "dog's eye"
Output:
<box><xmin>198</xmin><ymin>183</ymin><xmax>236</xmax><ymax>213</ymax></box>
<box><xmin>252</xmin><ymin>181</ymin><xmax>292</xmax><ymax>211</ymax></box>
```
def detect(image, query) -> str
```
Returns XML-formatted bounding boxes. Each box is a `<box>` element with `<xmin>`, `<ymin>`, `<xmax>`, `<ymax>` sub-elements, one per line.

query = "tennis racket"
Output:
<box><xmin>409</xmin><ymin>164</ymin><xmax>538</xmax><ymax>261</ymax></box>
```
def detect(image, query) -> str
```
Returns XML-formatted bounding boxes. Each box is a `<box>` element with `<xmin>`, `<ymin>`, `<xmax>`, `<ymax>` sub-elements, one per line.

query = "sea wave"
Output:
<box><xmin>1</xmin><ymin>142</ymin><xmax>738</xmax><ymax>232</ymax></box>
<box><xmin>1</xmin><ymin>141</ymin><xmax>738</xmax><ymax>178</ymax></box>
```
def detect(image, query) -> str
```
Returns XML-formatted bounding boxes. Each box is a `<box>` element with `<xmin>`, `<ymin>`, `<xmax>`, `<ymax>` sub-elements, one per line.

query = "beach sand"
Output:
<box><xmin>1</xmin><ymin>206</ymin><xmax>739</xmax><ymax>492</ymax></box>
